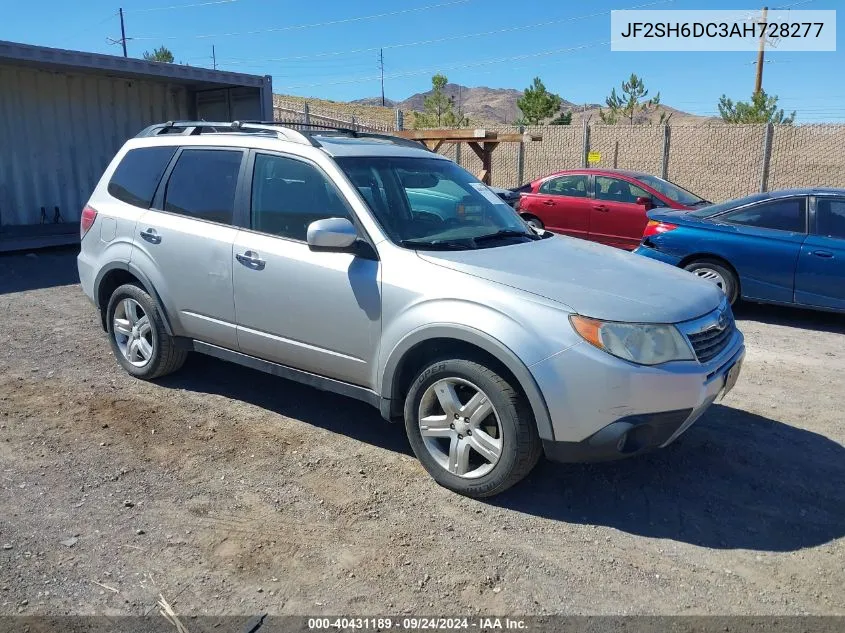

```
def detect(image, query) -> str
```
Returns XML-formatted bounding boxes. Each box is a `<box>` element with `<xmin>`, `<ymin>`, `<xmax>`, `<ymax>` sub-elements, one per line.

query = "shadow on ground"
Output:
<box><xmin>158</xmin><ymin>354</ymin><xmax>412</xmax><ymax>456</ymax></box>
<box><xmin>160</xmin><ymin>355</ymin><xmax>845</xmax><ymax>552</ymax></box>
<box><xmin>0</xmin><ymin>246</ymin><xmax>80</xmax><ymax>294</ymax></box>
<box><xmin>734</xmin><ymin>301</ymin><xmax>845</xmax><ymax>335</ymax></box>
<box><xmin>494</xmin><ymin>404</ymin><xmax>845</xmax><ymax>552</ymax></box>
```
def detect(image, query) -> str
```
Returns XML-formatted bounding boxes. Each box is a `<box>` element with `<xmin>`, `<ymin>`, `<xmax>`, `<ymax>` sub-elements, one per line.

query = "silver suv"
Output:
<box><xmin>78</xmin><ymin>121</ymin><xmax>745</xmax><ymax>498</ymax></box>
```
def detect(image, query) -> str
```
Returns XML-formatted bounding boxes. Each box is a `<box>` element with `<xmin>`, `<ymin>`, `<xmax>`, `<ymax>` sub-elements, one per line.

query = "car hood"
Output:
<box><xmin>417</xmin><ymin>235</ymin><xmax>723</xmax><ymax>323</ymax></box>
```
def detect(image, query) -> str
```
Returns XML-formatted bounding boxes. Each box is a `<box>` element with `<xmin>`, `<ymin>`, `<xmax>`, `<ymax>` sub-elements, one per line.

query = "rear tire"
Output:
<box><xmin>106</xmin><ymin>283</ymin><xmax>188</xmax><ymax>380</ymax></box>
<box><xmin>404</xmin><ymin>358</ymin><xmax>542</xmax><ymax>498</ymax></box>
<box><xmin>684</xmin><ymin>259</ymin><xmax>739</xmax><ymax>305</ymax></box>
<box><xmin>521</xmin><ymin>215</ymin><xmax>544</xmax><ymax>230</ymax></box>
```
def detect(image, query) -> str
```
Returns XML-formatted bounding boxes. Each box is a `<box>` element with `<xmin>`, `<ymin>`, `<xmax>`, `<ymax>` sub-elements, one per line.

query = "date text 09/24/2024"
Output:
<box><xmin>307</xmin><ymin>617</ymin><xmax>528</xmax><ymax>630</ymax></box>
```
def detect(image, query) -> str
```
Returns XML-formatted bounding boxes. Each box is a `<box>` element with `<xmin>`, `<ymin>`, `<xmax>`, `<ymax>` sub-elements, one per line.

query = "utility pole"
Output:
<box><xmin>379</xmin><ymin>48</ymin><xmax>385</xmax><ymax>106</ymax></box>
<box><xmin>119</xmin><ymin>7</ymin><xmax>127</xmax><ymax>57</ymax></box>
<box><xmin>212</xmin><ymin>45</ymin><xmax>217</xmax><ymax>70</ymax></box>
<box><xmin>754</xmin><ymin>6</ymin><xmax>768</xmax><ymax>94</ymax></box>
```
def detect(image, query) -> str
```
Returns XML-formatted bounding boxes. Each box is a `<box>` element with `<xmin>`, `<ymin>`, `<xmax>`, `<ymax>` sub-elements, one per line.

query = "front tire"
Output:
<box><xmin>684</xmin><ymin>259</ymin><xmax>739</xmax><ymax>305</ymax></box>
<box><xmin>522</xmin><ymin>215</ymin><xmax>544</xmax><ymax>230</ymax></box>
<box><xmin>404</xmin><ymin>358</ymin><xmax>542</xmax><ymax>498</ymax></box>
<box><xmin>106</xmin><ymin>283</ymin><xmax>188</xmax><ymax>380</ymax></box>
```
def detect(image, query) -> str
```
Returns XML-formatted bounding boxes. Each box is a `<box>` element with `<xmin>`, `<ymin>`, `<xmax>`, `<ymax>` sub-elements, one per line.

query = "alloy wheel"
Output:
<box><xmin>417</xmin><ymin>377</ymin><xmax>503</xmax><ymax>479</ymax></box>
<box><xmin>692</xmin><ymin>267</ymin><xmax>727</xmax><ymax>293</ymax></box>
<box><xmin>112</xmin><ymin>298</ymin><xmax>154</xmax><ymax>367</ymax></box>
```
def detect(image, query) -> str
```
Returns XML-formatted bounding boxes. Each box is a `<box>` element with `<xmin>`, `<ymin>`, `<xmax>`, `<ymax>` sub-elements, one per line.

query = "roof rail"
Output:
<box><xmin>135</xmin><ymin>121</ymin><xmax>317</xmax><ymax>146</ymax></box>
<box><xmin>134</xmin><ymin>121</ymin><xmax>428</xmax><ymax>151</ymax></box>
<box><xmin>239</xmin><ymin>121</ymin><xmax>429</xmax><ymax>150</ymax></box>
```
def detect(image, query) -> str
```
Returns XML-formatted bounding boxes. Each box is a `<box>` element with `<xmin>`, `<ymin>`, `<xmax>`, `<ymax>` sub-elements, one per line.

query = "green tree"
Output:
<box><xmin>414</xmin><ymin>74</ymin><xmax>458</xmax><ymax>128</ymax></box>
<box><xmin>549</xmin><ymin>110</ymin><xmax>573</xmax><ymax>125</ymax></box>
<box><xmin>143</xmin><ymin>46</ymin><xmax>175</xmax><ymax>63</ymax></box>
<box><xmin>600</xmin><ymin>73</ymin><xmax>661</xmax><ymax>124</ymax></box>
<box><xmin>718</xmin><ymin>90</ymin><xmax>796</xmax><ymax>124</ymax></box>
<box><xmin>516</xmin><ymin>77</ymin><xmax>562</xmax><ymax>125</ymax></box>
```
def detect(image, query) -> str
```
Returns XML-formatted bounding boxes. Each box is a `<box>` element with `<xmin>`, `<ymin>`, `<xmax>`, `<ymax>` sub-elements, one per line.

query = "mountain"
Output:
<box><xmin>298</xmin><ymin>83</ymin><xmax>711</xmax><ymax>128</ymax></box>
<box><xmin>393</xmin><ymin>83</ymin><xmax>607</xmax><ymax>125</ymax></box>
<box><xmin>350</xmin><ymin>96</ymin><xmax>397</xmax><ymax>107</ymax></box>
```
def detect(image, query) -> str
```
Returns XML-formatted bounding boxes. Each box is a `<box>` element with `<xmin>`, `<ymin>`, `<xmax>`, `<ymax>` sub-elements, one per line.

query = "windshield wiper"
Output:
<box><xmin>400</xmin><ymin>238</ymin><xmax>475</xmax><ymax>250</ymax></box>
<box><xmin>473</xmin><ymin>229</ymin><xmax>539</xmax><ymax>244</ymax></box>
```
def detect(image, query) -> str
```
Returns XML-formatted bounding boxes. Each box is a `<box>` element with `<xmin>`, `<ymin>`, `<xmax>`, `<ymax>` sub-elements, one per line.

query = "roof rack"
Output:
<box><xmin>135</xmin><ymin>121</ymin><xmax>317</xmax><ymax>146</ymax></box>
<box><xmin>135</xmin><ymin>120</ymin><xmax>428</xmax><ymax>151</ymax></box>
<box><xmin>251</xmin><ymin>123</ymin><xmax>429</xmax><ymax>150</ymax></box>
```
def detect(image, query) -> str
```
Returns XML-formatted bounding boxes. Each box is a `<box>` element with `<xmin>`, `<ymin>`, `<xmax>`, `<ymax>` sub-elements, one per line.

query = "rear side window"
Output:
<box><xmin>721</xmin><ymin>198</ymin><xmax>806</xmax><ymax>233</ymax></box>
<box><xmin>816</xmin><ymin>199</ymin><xmax>845</xmax><ymax>239</ymax></box>
<box><xmin>163</xmin><ymin>149</ymin><xmax>243</xmax><ymax>225</ymax></box>
<box><xmin>108</xmin><ymin>146</ymin><xmax>176</xmax><ymax>208</ymax></box>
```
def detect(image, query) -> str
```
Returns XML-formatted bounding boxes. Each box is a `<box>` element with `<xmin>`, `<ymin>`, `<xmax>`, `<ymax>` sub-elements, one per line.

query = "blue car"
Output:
<box><xmin>634</xmin><ymin>188</ymin><xmax>845</xmax><ymax>313</ymax></box>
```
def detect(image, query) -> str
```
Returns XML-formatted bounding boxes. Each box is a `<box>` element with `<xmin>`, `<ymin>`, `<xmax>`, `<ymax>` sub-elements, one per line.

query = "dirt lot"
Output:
<box><xmin>1</xmin><ymin>247</ymin><xmax>844</xmax><ymax>618</ymax></box>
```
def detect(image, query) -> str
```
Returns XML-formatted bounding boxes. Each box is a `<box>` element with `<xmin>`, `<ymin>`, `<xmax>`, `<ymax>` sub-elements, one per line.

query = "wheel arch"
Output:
<box><xmin>94</xmin><ymin>262</ymin><xmax>175</xmax><ymax>335</ymax></box>
<box><xmin>380</xmin><ymin>326</ymin><xmax>556</xmax><ymax>441</ymax></box>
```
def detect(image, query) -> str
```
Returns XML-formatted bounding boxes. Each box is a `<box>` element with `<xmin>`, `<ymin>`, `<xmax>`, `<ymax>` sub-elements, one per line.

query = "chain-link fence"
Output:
<box><xmin>427</xmin><ymin>123</ymin><xmax>845</xmax><ymax>202</ymax></box>
<box><xmin>268</xmin><ymin>98</ymin><xmax>845</xmax><ymax>201</ymax></box>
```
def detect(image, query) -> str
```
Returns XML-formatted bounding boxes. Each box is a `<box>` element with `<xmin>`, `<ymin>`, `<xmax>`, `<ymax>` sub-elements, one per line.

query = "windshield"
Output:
<box><xmin>335</xmin><ymin>156</ymin><xmax>537</xmax><ymax>249</ymax></box>
<box><xmin>636</xmin><ymin>174</ymin><xmax>707</xmax><ymax>206</ymax></box>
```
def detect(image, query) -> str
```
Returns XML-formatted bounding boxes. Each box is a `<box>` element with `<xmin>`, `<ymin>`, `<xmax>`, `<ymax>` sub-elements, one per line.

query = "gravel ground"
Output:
<box><xmin>1</xmin><ymin>247</ymin><xmax>844</xmax><ymax>617</ymax></box>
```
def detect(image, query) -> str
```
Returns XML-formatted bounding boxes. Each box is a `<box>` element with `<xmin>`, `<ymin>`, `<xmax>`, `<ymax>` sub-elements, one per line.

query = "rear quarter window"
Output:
<box><xmin>107</xmin><ymin>146</ymin><xmax>177</xmax><ymax>208</ymax></box>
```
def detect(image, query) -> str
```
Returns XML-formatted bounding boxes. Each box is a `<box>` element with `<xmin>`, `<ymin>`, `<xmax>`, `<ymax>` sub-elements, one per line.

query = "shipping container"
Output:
<box><xmin>0</xmin><ymin>40</ymin><xmax>272</xmax><ymax>251</ymax></box>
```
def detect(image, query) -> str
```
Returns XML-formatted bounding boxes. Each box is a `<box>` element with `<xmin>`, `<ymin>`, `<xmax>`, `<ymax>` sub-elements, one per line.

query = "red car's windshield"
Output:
<box><xmin>637</xmin><ymin>174</ymin><xmax>708</xmax><ymax>207</ymax></box>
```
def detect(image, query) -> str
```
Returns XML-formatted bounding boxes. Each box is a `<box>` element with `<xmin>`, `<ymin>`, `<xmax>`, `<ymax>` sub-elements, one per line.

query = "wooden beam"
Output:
<box><xmin>395</xmin><ymin>128</ymin><xmax>488</xmax><ymax>141</ymax></box>
<box><xmin>479</xmin><ymin>141</ymin><xmax>498</xmax><ymax>184</ymax></box>
<box><xmin>429</xmin><ymin>139</ymin><xmax>446</xmax><ymax>152</ymax></box>
<box><xmin>394</xmin><ymin>129</ymin><xmax>542</xmax><ymax>143</ymax></box>
<box><xmin>467</xmin><ymin>141</ymin><xmax>485</xmax><ymax>161</ymax></box>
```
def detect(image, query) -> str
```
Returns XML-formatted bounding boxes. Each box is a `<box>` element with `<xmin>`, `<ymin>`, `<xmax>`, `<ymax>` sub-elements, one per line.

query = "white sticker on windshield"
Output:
<box><xmin>469</xmin><ymin>182</ymin><xmax>506</xmax><ymax>206</ymax></box>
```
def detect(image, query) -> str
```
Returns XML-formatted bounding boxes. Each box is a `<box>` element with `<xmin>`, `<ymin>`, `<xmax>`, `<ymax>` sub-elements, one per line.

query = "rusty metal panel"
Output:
<box><xmin>0</xmin><ymin>63</ymin><xmax>190</xmax><ymax>227</ymax></box>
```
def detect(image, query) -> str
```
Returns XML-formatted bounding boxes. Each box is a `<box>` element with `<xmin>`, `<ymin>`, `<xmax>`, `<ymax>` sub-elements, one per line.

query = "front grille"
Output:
<box><xmin>687</xmin><ymin>313</ymin><xmax>735</xmax><ymax>363</ymax></box>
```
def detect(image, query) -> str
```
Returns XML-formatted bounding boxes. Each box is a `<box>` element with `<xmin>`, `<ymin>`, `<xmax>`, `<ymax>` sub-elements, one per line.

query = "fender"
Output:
<box><xmin>380</xmin><ymin>324</ymin><xmax>556</xmax><ymax>441</ymax></box>
<box><xmin>93</xmin><ymin>261</ymin><xmax>175</xmax><ymax>336</ymax></box>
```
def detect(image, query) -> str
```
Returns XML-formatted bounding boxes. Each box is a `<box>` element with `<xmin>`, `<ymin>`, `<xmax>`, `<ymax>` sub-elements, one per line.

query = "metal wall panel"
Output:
<box><xmin>0</xmin><ymin>63</ymin><xmax>190</xmax><ymax>227</ymax></box>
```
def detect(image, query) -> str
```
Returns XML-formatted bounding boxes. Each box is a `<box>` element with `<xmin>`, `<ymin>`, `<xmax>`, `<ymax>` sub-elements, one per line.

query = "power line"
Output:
<box><xmin>131</xmin><ymin>0</ymin><xmax>471</xmax><ymax>41</ymax></box>
<box><xmin>125</xmin><ymin>0</ymin><xmax>238</xmax><ymax>12</ymax></box>
<box><xmin>278</xmin><ymin>40</ymin><xmax>608</xmax><ymax>90</ymax></box>
<box><xmin>220</xmin><ymin>0</ymin><xmax>674</xmax><ymax>65</ymax></box>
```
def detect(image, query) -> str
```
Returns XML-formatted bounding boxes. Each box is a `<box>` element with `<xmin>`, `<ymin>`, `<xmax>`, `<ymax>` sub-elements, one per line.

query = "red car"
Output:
<box><xmin>516</xmin><ymin>169</ymin><xmax>710</xmax><ymax>250</ymax></box>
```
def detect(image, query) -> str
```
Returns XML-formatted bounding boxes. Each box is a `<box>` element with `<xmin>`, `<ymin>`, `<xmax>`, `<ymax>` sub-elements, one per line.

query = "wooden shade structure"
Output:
<box><xmin>394</xmin><ymin>129</ymin><xmax>542</xmax><ymax>185</ymax></box>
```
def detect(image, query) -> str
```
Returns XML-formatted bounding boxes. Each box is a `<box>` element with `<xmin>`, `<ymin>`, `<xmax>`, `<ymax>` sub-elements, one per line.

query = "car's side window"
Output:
<box><xmin>162</xmin><ymin>149</ymin><xmax>243</xmax><ymax>225</ymax></box>
<box><xmin>108</xmin><ymin>146</ymin><xmax>177</xmax><ymax>208</ymax></box>
<box><xmin>595</xmin><ymin>177</ymin><xmax>649</xmax><ymax>204</ymax></box>
<box><xmin>251</xmin><ymin>153</ymin><xmax>351</xmax><ymax>241</ymax></box>
<box><xmin>721</xmin><ymin>198</ymin><xmax>807</xmax><ymax>233</ymax></box>
<box><xmin>539</xmin><ymin>175</ymin><xmax>588</xmax><ymax>198</ymax></box>
<box><xmin>815</xmin><ymin>198</ymin><xmax>845</xmax><ymax>240</ymax></box>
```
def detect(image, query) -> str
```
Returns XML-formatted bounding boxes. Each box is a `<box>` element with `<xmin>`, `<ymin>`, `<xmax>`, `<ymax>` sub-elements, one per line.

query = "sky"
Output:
<box><xmin>1</xmin><ymin>0</ymin><xmax>842</xmax><ymax>121</ymax></box>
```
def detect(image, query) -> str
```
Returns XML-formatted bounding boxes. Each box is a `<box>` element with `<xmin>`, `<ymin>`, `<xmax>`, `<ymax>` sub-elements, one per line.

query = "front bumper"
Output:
<box><xmin>532</xmin><ymin>328</ymin><xmax>745</xmax><ymax>462</ymax></box>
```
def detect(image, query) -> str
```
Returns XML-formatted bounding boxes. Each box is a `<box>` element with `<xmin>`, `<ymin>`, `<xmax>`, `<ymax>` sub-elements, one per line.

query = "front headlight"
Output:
<box><xmin>570</xmin><ymin>315</ymin><xmax>694</xmax><ymax>365</ymax></box>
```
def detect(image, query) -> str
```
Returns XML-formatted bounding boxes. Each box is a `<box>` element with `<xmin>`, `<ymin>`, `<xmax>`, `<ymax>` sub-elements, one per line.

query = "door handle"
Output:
<box><xmin>236</xmin><ymin>250</ymin><xmax>266</xmax><ymax>269</ymax></box>
<box><xmin>139</xmin><ymin>228</ymin><xmax>161</xmax><ymax>244</ymax></box>
<box><xmin>543</xmin><ymin>199</ymin><xmax>555</xmax><ymax>206</ymax></box>
<box><xmin>811</xmin><ymin>250</ymin><xmax>833</xmax><ymax>258</ymax></box>
<box><xmin>593</xmin><ymin>204</ymin><xmax>609</xmax><ymax>212</ymax></box>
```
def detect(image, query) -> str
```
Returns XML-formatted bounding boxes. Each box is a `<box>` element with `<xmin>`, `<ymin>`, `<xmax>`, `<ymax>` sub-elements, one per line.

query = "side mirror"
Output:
<box><xmin>636</xmin><ymin>196</ymin><xmax>654</xmax><ymax>210</ymax></box>
<box><xmin>306</xmin><ymin>217</ymin><xmax>358</xmax><ymax>252</ymax></box>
